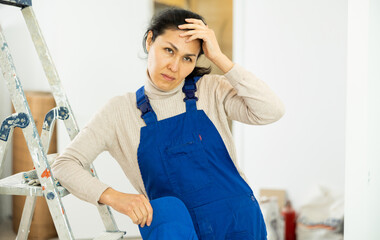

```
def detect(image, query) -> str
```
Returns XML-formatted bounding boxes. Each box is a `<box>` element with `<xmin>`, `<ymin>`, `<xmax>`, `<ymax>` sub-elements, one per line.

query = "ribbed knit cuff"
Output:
<box><xmin>224</xmin><ymin>63</ymin><xmax>244</xmax><ymax>88</ymax></box>
<box><xmin>91</xmin><ymin>182</ymin><xmax>111</xmax><ymax>206</ymax></box>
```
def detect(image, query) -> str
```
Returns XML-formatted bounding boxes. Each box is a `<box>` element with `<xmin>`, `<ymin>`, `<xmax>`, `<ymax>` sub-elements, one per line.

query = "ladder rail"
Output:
<box><xmin>0</xmin><ymin>28</ymin><xmax>75</xmax><ymax>240</ymax></box>
<box><xmin>21</xmin><ymin>6</ymin><xmax>79</xmax><ymax>140</ymax></box>
<box><xmin>21</xmin><ymin>6</ymin><xmax>119</xmax><ymax>232</ymax></box>
<box><xmin>15</xmin><ymin>106</ymin><xmax>65</xmax><ymax>240</ymax></box>
<box><xmin>0</xmin><ymin>4</ymin><xmax>124</xmax><ymax>238</ymax></box>
<box><xmin>16</xmin><ymin>195</ymin><xmax>37</xmax><ymax>240</ymax></box>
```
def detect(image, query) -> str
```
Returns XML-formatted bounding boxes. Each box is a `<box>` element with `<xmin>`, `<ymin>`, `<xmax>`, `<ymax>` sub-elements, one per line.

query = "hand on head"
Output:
<box><xmin>178</xmin><ymin>18</ymin><xmax>223</xmax><ymax>62</ymax></box>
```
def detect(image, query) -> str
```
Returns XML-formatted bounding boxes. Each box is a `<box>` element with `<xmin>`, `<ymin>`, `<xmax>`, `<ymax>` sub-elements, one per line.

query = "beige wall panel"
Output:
<box><xmin>189</xmin><ymin>0</ymin><xmax>233</xmax><ymax>75</ymax></box>
<box><xmin>154</xmin><ymin>0</ymin><xmax>186</xmax><ymax>8</ymax></box>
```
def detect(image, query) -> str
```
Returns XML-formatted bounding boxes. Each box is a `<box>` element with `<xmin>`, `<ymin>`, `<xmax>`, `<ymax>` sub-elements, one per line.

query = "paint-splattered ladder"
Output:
<box><xmin>0</xmin><ymin>1</ymin><xmax>125</xmax><ymax>239</ymax></box>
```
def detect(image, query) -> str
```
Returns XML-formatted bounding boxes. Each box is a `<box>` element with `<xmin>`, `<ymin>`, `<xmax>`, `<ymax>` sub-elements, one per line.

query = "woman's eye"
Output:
<box><xmin>184</xmin><ymin>57</ymin><xmax>192</xmax><ymax>62</ymax></box>
<box><xmin>165</xmin><ymin>48</ymin><xmax>173</xmax><ymax>54</ymax></box>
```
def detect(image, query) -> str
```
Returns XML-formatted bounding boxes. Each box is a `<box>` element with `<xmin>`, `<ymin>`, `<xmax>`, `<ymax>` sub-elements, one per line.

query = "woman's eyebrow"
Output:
<box><xmin>166</xmin><ymin>42</ymin><xmax>197</xmax><ymax>57</ymax></box>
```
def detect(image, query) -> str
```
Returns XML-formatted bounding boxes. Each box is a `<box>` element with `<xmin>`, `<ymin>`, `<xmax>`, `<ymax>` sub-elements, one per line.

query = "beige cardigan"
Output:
<box><xmin>51</xmin><ymin>64</ymin><xmax>285</xmax><ymax>206</ymax></box>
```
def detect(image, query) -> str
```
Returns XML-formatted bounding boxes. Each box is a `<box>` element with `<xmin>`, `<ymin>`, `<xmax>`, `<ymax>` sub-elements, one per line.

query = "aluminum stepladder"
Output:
<box><xmin>0</xmin><ymin>1</ymin><xmax>125</xmax><ymax>239</ymax></box>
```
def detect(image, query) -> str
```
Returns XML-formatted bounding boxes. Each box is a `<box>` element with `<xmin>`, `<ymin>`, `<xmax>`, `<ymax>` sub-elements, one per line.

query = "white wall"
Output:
<box><xmin>345</xmin><ymin>0</ymin><xmax>380</xmax><ymax>239</ymax></box>
<box><xmin>0</xmin><ymin>0</ymin><xmax>152</xmax><ymax>238</ymax></box>
<box><xmin>233</xmin><ymin>0</ymin><xmax>347</xmax><ymax>210</ymax></box>
<box><xmin>367</xmin><ymin>0</ymin><xmax>380</xmax><ymax>237</ymax></box>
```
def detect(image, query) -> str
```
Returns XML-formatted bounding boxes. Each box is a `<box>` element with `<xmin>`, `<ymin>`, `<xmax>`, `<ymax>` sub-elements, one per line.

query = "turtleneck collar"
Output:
<box><xmin>144</xmin><ymin>70</ymin><xmax>184</xmax><ymax>100</ymax></box>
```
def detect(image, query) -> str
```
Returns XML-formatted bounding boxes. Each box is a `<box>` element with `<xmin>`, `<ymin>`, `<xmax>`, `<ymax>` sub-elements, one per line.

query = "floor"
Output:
<box><xmin>0</xmin><ymin>218</ymin><xmax>142</xmax><ymax>240</ymax></box>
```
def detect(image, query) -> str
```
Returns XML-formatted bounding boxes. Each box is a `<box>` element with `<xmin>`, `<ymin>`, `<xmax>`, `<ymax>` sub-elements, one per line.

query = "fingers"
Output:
<box><xmin>179</xmin><ymin>30</ymin><xmax>207</xmax><ymax>42</ymax></box>
<box><xmin>143</xmin><ymin>200</ymin><xmax>154</xmax><ymax>227</ymax></box>
<box><xmin>129</xmin><ymin>210</ymin><xmax>140</xmax><ymax>225</ymax></box>
<box><xmin>178</xmin><ymin>18</ymin><xmax>223</xmax><ymax>61</ymax></box>
<box><xmin>129</xmin><ymin>195</ymin><xmax>153</xmax><ymax>228</ymax></box>
<box><xmin>179</xmin><ymin>30</ymin><xmax>204</xmax><ymax>37</ymax></box>
<box><xmin>178</xmin><ymin>27</ymin><xmax>211</xmax><ymax>43</ymax></box>
<box><xmin>186</xmin><ymin>33</ymin><xmax>204</xmax><ymax>43</ymax></box>
<box><xmin>178</xmin><ymin>18</ymin><xmax>207</xmax><ymax>31</ymax></box>
<box><xmin>178</xmin><ymin>19</ymin><xmax>214</xmax><ymax>43</ymax></box>
<box><xmin>138</xmin><ymin>196</ymin><xmax>153</xmax><ymax>227</ymax></box>
<box><xmin>103</xmin><ymin>191</ymin><xmax>153</xmax><ymax>228</ymax></box>
<box><xmin>178</xmin><ymin>23</ymin><xmax>207</xmax><ymax>30</ymax></box>
<box><xmin>133</xmin><ymin>207</ymin><xmax>145</xmax><ymax>226</ymax></box>
<box><xmin>185</xmin><ymin>18</ymin><xmax>206</xmax><ymax>25</ymax></box>
<box><xmin>178</xmin><ymin>18</ymin><xmax>221</xmax><ymax>60</ymax></box>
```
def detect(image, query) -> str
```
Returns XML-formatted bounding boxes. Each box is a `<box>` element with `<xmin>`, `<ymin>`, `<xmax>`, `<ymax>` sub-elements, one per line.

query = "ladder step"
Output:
<box><xmin>0</xmin><ymin>172</ymin><xmax>69</xmax><ymax>196</ymax></box>
<box><xmin>0</xmin><ymin>0</ymin><xmax>32</xmax><ymax>8</ymax></box>
<box><xmin>93</xmin><ymin>231</ymin><xmax>126</xmax><ymax>240</ymax></box>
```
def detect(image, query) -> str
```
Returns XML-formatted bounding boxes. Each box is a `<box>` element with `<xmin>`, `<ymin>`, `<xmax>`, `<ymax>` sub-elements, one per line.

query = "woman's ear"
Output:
<box><xmin>146</xmin><ymin>31</ymin><xmax>153</xmax><ymax>52</ymax></box>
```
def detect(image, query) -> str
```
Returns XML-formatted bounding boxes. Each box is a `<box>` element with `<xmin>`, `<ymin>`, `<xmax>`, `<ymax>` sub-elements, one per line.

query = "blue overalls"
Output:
<box><xmin>136</xmin><ymin>76</ymin><xmax>267</xmax><ymax>239</ymax></box>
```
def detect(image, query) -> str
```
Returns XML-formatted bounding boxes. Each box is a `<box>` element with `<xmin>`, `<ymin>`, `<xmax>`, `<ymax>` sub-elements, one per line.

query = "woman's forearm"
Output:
<box><xmin>98</xmin><ymin>187</ymin><xmax>117</xmax><ymax>205</ymax></box>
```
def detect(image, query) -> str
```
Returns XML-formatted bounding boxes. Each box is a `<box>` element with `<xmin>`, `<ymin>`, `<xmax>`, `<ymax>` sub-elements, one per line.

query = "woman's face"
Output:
<box><xmin>146</xmin><ymin>29</ymin><xmax>201</xmax><ymax>91</ymax></box>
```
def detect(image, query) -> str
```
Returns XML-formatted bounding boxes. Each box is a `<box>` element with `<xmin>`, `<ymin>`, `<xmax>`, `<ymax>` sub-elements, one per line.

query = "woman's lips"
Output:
<box><xmin>161</xmin><ymin>74</ymin><xmax>175</xmax><ymax>81</ymax></box>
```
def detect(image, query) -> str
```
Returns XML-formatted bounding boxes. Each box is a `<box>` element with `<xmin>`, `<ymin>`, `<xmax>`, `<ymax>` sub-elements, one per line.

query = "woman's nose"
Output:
<box><xmin>168</xmin><ymin>58</ymin><xmax>180</xmax><ymax>72</ymax></box>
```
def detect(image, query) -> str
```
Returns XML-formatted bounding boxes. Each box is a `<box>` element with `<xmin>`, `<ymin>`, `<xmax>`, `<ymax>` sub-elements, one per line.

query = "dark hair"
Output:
<box><xmin>143</xmin><ymin>8</ymin><xmax>211</xmax><ymax>78</ymax></box>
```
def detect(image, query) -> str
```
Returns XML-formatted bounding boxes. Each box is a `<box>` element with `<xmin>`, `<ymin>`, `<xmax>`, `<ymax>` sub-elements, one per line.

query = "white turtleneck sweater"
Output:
<box><xmin>51</xmin><ymin>64</ymin><xmax>285</xmax><ymax>206</ymax></box>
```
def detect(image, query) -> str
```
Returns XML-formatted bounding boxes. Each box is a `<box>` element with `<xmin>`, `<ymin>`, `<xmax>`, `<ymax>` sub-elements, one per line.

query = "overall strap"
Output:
<box><xmin>136</xmin><ymin>86</ymin><xmax>157</xmax><ymax>125</ymax></box>
<box><xmin>182</xmin><ymin>76</ymin><xmax>201</xmax><ymax>112</ymax></box>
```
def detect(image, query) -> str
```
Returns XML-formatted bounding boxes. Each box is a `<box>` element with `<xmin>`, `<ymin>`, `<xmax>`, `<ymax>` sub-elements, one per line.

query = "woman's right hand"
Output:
<box><xmin>99</xmin><ymin>188</ymin><xmax>153</xmax><ymax>227</ymax></box>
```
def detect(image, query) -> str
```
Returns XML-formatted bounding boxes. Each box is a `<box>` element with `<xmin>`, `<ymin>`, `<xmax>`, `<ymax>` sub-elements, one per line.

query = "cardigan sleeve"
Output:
<box><xmin>51</xmin><ymin>97</ymin><xmax>119</xmax><ymax>206</ymax></box>
<box><xmin>215</xmin><ymin>64</ymin><xmax>285</xmax><ymax>125</ymax></box>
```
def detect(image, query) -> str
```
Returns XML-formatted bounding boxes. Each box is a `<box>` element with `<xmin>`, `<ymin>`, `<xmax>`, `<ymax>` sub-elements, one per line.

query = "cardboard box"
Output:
<box><xmin>13</xmin><ymin>196</ymin><xmax>58</xmax><ymax>240</ymax></box>
<box><xmin>260</xmin><ymin>188</ymin><xmax>287</xmax><ymax>210</ymax></box>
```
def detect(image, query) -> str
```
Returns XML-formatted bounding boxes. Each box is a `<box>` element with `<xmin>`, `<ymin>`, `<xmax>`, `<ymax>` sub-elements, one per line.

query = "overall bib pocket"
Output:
<box><xmin>163</xmin><ymin>136</ymin><xmax>212</xmax><ymax>195</ymax></box>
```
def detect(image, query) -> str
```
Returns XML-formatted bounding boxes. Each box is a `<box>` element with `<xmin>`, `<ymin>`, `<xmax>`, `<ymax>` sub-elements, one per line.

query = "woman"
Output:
<box><xmin>52</xmin><ymin>8</ymin><xmax>285</xmax><ymax>239</ymax></box>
